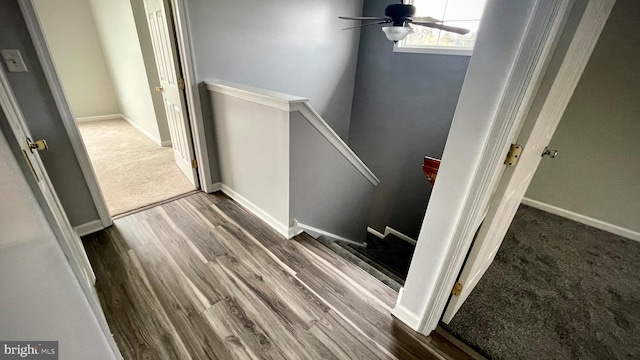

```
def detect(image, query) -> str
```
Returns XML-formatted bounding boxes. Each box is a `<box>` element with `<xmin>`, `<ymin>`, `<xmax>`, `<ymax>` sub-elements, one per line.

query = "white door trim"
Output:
<box><xmin>0</xmin><ymin>67</ymin><xmax>123</xmax><ymax>360</ymax></box>
<box><xmin>19</xmin><ymin>0</ymin><xmax>216</xmax><ymax>232</ymax></box>
<box><xmin>169</xmin><ymin>0</ymin><xmax>215</xmax><ymax>192</ymax></box>
<box><xmin>19</xmin><ymin>0</ymin><xmax>112</xmax><ymax>229</ymax></box>
<box><xmin>393</xmin><ymin>0</ymin><xmax>614</xmax><ymax>334</ymax></box>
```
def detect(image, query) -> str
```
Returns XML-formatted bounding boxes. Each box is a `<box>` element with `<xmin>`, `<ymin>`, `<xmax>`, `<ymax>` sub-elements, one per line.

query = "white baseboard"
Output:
<box><xmin>120</xmin><ymin>114</ymin><xmax>163</xmax><ymax>146</ymax></box>
<box><xmin>289</xmin><ymin>220</ymin><xmax>304</xmax><ymax>239</ymax></box>
<box><xmin>219</xmin><ymin>184</ymin><xmax>291</xmax><ymax>239</ymax></box>
<box><xmin>392</xmin><ymin>287</ymin><xmax>421</xmax><ymax>330</ymax></box>
<box><xmin>384</xmin><ymin>226</ymin><xmax>417</xmax><ymax>245</ymax></box>
<box><xmin>297</xmin><ymin>223</ymin><xmax>366</xmax><ymax>247</ymax></box>
<box><xmin>77</xmin><ymin>114</ymin><xmax>170</xmax><ymax>148</ymax></box>
<box><xmin>367</xmin><ymin>226</ymin><xmax>417</xmax><ymax>245</ymax></box>
<box><xmin>73</xmin><ymin>219</ymin><xmax>105</xmax><ymax>237</ymax></box>
<box><xmin>522</xmin><ymin>197</ymin><xmax>640</xmax><ymax>242</ymax></box>
<box><xmin>75</xmin><ymin>114</ymin><xmax>121</xmax><ymax>123</ymax></box>
<box><xmin>366</xmin><ymin>227</ymin><xmax>385</xmax><ymax>239</ymax></box>
<box><xmin>207</xmin><ymin>182</ymin><xmax>222</xmax><ymax>193</ymax></box>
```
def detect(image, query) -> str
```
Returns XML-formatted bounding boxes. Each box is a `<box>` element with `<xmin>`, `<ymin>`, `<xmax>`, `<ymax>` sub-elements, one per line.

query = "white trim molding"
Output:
<box><xmin>206</xmin><ymin>80</ymin><xmax>308</xmax><ymax>112</ymax></box>
<box><xmin>20</xmin><ymin>0</ymin><xmax>112</xmax><ymax>229</ymax></box>
<box><xmin>522</xmin><ymin>198</ymin><xmax>640</xmax><ymax>242</ymax></box>
<box><xmin>366</xmin><ymin>226</ymin><xmax>385</xmax><ymax>239</ymax></box>
<box><xmin>77</xmin><ymin>114</ymin><xmax>171</xmax><ymax>147</ymax></box>
<box><xmin>219</xmin><ymin>184</ymin><xmax>291</xmax><ymax>239</ymax></box>
<box><xmin>170</xmin><ymin>0</ymin><xmax>215</xmax><ymax>193</ymax></box>
<box><xmin>394</xmin><ymin>0</ymin><xmax>583</xmax><ymax>335</ymax></box>
<box><xmin>393</xmin><ymin>43</ymin><xmax>473</xmax><ymax>56</ymax></box>
<box><xmin>73</xmin><ymin>219</ymin><xmax>105</xmax><ymax>237</ymax></box>
<box><xmin>75</xmin><ymin>114</ymin><xmax>121</xmax><ymax>123</ymax></box>
<box><xmin>292</xmin><ymin>103</ymin><xmax>380</xmax><ymax>186</ymax></box>
<box><xmin>384</xmin><ymin>226</ymin><xmax>417</xmax><ymax>245</ymax></box>
<box><xmin>367</xmin><ymin>226</ymin><xmax>417</xmax><ymax>245</ymax></box>
<box><xmin>120</xmin><ymin>114</ymin><xmax>164</xmax><ymax>147</ymax></box>
<box><xmin>206</xmin><ymin>80</ymin><xmax>380</xmax><ymax>186</ymax></box>
<box><xmin>392</xmin><ymin>288</ymin><xmax>422</xmax><ymax>329</ymax></box>
<box><xmin>297</xmin><ymin>223</ymin><xmax>367</xmax><ymax>248</ymax></box>
<box><xmin>208</xmin><ymin>182</ymin><xmax>222</xmax><ymax>192</ymax></box>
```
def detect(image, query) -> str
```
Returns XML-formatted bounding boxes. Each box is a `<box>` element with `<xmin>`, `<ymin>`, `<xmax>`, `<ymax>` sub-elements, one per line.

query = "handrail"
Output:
<box><xmin>206</xmin><ymin>80</ymin><xmax>380</xmax><ymax>186</ymax></box>
<box><xmin>291</xmin><ymin>102</ymin><xmax>379</xmax><ymax>186</ymax></box>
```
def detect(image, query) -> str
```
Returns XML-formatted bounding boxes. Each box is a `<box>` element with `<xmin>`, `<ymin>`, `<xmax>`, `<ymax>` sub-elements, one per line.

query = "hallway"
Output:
<box><xmin>82</xmin><ymin>192</ymin><xmax>478</xmax><ymax>359</ymax></box>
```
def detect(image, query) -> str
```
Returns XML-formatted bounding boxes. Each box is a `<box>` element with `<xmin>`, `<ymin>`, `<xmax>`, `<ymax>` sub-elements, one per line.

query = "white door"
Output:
<box><xmin>144</xmin><ymin>0</ymin><xmax>199</xmax><ymax>187</ymax></box>
<box><xmin>0</xmin><ymin>67</ymin><xmax>96</xmax><ymax>289</ymax></box>
<box><xmin>442</xmin><ymin>0</ymin><xmax>614</xmax><ymax>323</ymax></box>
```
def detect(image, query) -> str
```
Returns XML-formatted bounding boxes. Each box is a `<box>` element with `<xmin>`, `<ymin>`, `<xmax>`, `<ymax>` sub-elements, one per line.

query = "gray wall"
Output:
<box><xmin>525</xmin><ymin>0</ymin><xmax>640</xmax><ymax>234</ymax></box>
<box><xmin>290</xmin><ymin>111</ymin><xmax>375</xmax><ymax>242</ymax></box>
<box><xmin>348</xmin><ymin>0</ymin><xmax>470</xmax><ymax>238</ymax></box>
<box><xmin>186</xmin><ymin>0</ymin><xmax>363</xmax><ymax>141</ymax></box>
<box><xmin>0</xmin><ymin>126</ymin><xmax>115</xmax><ymax>360</ymax></box>
<box><xmin>0</xmin><ymin>0</ymin><xmax>100</xmax><ymax>227</ymax></box>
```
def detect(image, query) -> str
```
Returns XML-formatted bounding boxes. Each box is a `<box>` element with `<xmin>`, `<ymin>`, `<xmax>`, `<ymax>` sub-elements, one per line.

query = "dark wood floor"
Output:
<box><xmin>84</xmin><ymin>192</ymin><xmax>478</xmax><ymax>360</ymax></box>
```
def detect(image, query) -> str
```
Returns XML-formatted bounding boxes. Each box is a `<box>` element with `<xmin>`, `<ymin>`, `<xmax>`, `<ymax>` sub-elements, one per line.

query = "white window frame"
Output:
<box><xmin>394</xmin><ymin>0</ymin><xmax>479</xmax><ymax>56</ymax></box>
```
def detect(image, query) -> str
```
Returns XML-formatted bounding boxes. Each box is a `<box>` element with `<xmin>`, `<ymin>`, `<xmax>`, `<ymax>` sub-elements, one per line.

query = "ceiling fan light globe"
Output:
<box><xmin>381</xmin><ymin>26</ymin><xmax>412</xmax><ymax>42</ymax></box>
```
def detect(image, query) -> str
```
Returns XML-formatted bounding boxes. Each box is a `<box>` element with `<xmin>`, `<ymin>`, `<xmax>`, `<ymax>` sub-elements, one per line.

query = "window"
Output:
<box><xmin>396</xmin><ymin>0</ymin><xmax>488</xmax><ymax>56</ymax></box>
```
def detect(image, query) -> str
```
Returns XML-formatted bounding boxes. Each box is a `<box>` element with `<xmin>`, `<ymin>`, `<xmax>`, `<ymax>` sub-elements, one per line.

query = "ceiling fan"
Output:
<box><xmin>339</xmin><ymin>2</ymin><xmax>469</xmax><ymax>42</ymax></box>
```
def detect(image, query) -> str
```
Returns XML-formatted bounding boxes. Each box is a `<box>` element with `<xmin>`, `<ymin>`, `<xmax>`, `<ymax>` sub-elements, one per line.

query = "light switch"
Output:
<box><xmin>1</xmin><ymin>49</ymin><xmax>28</xmax><ymax>72</ymax></box>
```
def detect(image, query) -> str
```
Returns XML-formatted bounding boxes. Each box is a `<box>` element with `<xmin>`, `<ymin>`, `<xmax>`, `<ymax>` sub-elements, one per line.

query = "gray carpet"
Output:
<box><xmin>443</xmin><ymin>205</ymin><xmax>640</xmax><ymax>359</ymax></box>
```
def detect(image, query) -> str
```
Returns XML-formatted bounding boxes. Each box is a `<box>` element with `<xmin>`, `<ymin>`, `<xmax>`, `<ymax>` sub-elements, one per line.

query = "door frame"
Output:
<box><xmin>18</xmin><ymin>0</ymin><xmax>215</xmax><ymax>229</ymax></box>
<box><xmin>393</xmin><ymin>0</ymin><xmax>615</xmax><ymax>334</ymax></box>
<box><xmin>0</xmin><ymin>66</ymin><xmax>123</xmax><ymax>360</ymax></box>
<box><xmin>19</xmin><ymin>0</ymin><xmax>112</xmax><ymax>230</ymax></box>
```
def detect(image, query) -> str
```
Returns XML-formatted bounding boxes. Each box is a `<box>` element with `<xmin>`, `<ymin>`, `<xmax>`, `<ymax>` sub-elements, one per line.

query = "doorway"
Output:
<box><xmin>32</xmin><ymin>0</ymin><xmax>198</xmax><ymax>217</ymax></box>
<box><xmin>442</xmin><ymin>1</ymin><xmax>640</xmax><ymax>355</ymax></box>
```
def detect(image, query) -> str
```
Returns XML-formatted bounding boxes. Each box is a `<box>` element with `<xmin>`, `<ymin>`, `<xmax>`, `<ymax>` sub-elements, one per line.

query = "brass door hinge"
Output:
<box><xmin>504</xmin><ymin>144</ymin><xmax>523</xmax><ymax>167</ymax></box>
<box><xmin>178</xmin><ymin>78</ymin><xmax>185</xmax><ymax>90</ymax></box>
<box><xmin>191</xmin><ymin>159</ymin><xmax>198</xmax><ymax>169</ymax></box>
<box><xmin>452</xmin><ymin>282</ymin><xmax>463</xmax><ymax>296</ymax></box>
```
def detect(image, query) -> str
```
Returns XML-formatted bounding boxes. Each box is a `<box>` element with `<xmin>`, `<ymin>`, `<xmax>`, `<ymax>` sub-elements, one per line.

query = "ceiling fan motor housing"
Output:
<box><xmin>385</xmin><ymin>4</ymin><xmax>416</xmax><ymax>26</ymax></box>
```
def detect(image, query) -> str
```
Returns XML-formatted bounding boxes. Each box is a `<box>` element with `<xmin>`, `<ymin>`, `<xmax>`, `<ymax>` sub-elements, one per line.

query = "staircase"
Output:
<box><xmin>206</xmin><ymin>80</ymin><xmax>379</xmax><ymax>245</ymax></box>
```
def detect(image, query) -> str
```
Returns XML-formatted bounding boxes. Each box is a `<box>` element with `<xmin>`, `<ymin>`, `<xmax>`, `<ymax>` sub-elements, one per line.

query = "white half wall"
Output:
<box><xmin>209</xmin><ymin>89</ymin><xmax>291</xmax><ymax>235</ymax></box>
<box><xmin>88</xmin><ymin>0</ymin><xmax>161</xmax><ymax>142</ymax></box>
<box><xmin>32</xmin><ymin>0</ymin><xmax>119</xmax><ymax>118</ymax></box>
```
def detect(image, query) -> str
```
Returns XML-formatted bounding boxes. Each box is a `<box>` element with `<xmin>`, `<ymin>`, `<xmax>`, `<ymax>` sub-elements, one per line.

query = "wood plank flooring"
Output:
<box><xmin>83</xmin><ymin>192</ymin><xmax>474</xmax><ymax>359</ymax></box>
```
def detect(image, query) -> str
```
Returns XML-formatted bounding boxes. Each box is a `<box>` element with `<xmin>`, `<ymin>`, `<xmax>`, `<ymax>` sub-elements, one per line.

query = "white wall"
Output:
<box><xmin>210</xmin><ymin>89</ymin><xmax>291</xmax><ymax>234</ymax></box>
<box><xmin>88</xmin><ymin>0</ymin><xmax>162</xmax><ymax>142</ymax></box>
<box><xmin>0</xmin><ymin>128</ymin><xmax>115</xmax><ymax>360</ymax></box>
<box><xmin>32</xmin><ymin>0</ymin><xmax>119</xmax><ymax>119</ymax></box>
<box><xmin>525</xmin><ymin>0</ymin><xmax>640</xmax><ymax>236</ymax></box>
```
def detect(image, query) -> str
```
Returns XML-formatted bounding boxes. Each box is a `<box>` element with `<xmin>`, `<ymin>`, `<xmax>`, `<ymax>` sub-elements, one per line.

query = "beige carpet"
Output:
<box><xmin>78</xmin><ymin>119</ymin><xmax>195</xmax><ymax>215</ymax></box>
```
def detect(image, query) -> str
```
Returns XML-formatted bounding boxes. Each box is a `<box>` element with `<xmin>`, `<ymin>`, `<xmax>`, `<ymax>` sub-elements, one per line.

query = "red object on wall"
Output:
<box><xmin>423</xmin><ymin>156</ymin><xmax>441</xmax><ymax>187</ymax></box>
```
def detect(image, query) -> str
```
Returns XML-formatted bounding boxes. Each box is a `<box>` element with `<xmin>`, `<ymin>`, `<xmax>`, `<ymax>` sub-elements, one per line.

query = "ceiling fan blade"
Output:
<box><xmin>341</xmin><ymin>21</ymin><xmax>388</xmax><ymax>31</ymax></box>
<box><xmin>412</xmin><ymin>22</ymin><xmax>470</xmax><ymax>35</ymax></box>
<box><xmin>339</xmin><ymin>16</ymin><xmax>391</xmax><ymax>21</ymax></box>
<box><xmin>407</xmin><ymin>16</ymin><xmax>443</xmax><ymax>24</ymax></box>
